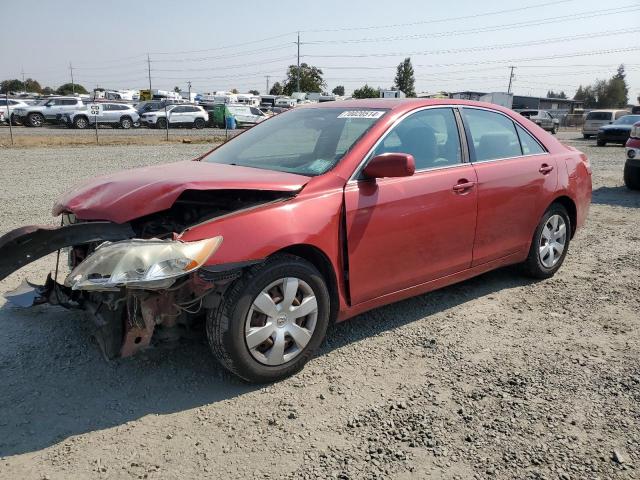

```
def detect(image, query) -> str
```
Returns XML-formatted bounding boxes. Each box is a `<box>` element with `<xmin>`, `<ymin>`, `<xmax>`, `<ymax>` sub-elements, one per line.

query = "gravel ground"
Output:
<box><xmin>0</xmin><ymin>133</ymin><xmax>638</xmax><ymax>479</ymax></box>
<box><xmin>0</xmin><ymin>124</ymin><xmax>235</xmax><ymax>138</ymax></box>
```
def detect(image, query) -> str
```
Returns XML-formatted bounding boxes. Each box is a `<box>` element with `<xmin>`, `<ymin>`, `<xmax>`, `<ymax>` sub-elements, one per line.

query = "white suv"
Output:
<box><xmin>13</xmin><ymin>97</ymin><xmax>85</xmax><ymax>127</ymax></box>
<box><xmin>0</xmin><ymin>98</ymin><xmax>30</xmax><ymax>125</ymax></box>
<box><xmin>140</xmin><ymin>105</ymin><xmax>208</xmax><ymax>129</ymax></box>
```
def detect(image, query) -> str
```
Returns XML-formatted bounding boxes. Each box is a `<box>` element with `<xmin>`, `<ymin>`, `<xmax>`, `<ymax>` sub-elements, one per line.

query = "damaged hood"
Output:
<box><xmin>53</xmin><ymin>160</ymin><xmax>311</xmax><ymax>223</ymax></box>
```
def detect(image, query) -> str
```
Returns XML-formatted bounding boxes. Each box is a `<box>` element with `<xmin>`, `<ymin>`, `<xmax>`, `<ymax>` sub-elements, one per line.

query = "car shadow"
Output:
<box><xmin>591</xmin><ymin>185</ymin><xmax>640</xmax><ymax>208</ymax></box>
<box><xmin>0</xmin><ymin>267</ymin><xmax>534</xmax><ymax>457</ymax></box>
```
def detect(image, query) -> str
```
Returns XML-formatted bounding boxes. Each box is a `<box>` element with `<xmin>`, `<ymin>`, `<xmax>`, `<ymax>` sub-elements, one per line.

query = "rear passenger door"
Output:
<box><xmin>461</xmin><ymin>107</ymin><xmax>557</xmax><ymax>266</ymax></box>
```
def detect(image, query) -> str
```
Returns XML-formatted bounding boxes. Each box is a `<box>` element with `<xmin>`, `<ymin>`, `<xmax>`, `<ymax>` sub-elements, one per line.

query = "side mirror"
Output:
<box><xmin>363</xmin><ymin>153</ymin><xmax>415</xmax><ymax>179</ymax></box>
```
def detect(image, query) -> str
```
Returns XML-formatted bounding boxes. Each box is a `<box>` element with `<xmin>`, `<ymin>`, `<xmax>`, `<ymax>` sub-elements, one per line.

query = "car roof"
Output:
<box><xmin>302</xmin><ymin>98</ymin><xmax>519</xmax><ymax>117</ymax></box>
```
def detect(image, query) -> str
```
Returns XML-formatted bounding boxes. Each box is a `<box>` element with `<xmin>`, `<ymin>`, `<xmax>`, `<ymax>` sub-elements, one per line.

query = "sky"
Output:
<box><xmin>1</xmin><ymin>0</ymin><xmax>639</xmax><ymax>100</ymax></box>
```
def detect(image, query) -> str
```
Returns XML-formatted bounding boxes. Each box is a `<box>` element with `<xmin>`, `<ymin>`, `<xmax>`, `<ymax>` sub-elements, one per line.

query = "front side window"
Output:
<box><xmin>463</xmin><ymin>108</ymin><xmax>522</xmax><ymax>161</ymax></box>
<box><xmin>372</xmin><ymin>108</ymin><xmax>462</xmax><ymax>170</ymax></box>
<box><xmin>203</xmin><ymin>108</ymin><xmax>387</xmax><ymax>176</ymax></box>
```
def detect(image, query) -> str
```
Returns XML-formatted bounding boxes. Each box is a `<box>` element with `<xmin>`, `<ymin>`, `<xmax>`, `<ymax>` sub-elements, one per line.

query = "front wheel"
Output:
<box><xmin>624</xmin><ymin>163</ymin><xmax>640</xmax><ymax>190</ymax></box>
<box><xmin>27</xmin><ymin>112</ymin><xmax>44</xmax><ymax>127</ymax></box>
<box><xmin>551</xmin><ymin>125</ymin><xmax>558</xmax><ymax>134</ymax></box>
<box><xmin>206</xmin><ymin>254</ymin><xmax>330</xmax><ymax>383</ymax></box>
<box><xmin>120</xmin><ymin>117</ymin><xmax>133</xmax><ymax>129</ymax></box>
<box><xmin>521</xmin><ymin>204</ymin><xmax>571</xmax><ymax>279</ymax></box>
<box><xmin>597</xmin><ymin>139</ymin><xmax>606</xmax><ymax>146</ymax></box>
<box><xmin>74</xmin><ymin>116</ymin><xmax>89</xmax><ymax>129</ymax></box>
<box><xmin>156</xmin><ymin>118</ymin><xmax>167</xmax><ymax>129</ymax></box>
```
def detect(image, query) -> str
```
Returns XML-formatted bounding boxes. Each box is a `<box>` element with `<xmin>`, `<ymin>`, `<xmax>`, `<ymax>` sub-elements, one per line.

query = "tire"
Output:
<box><xmin>193</xmin><ymin>118</ymin><xmax>205</xmax><ymax>129</ymax></box>
<box><xmin>10</xmin><ymin>113</ymin><xmax>20</xmax><ymax>125</ymax></box>
<box><xmin>624</xmin><ymin>163</ymin><xmax>640</xmax><ymax>190</ymax></box>
<box><xmin>583</xmin><ymin>134</ymin><xmax>591</xmax><ymax>139</ymax></box>
<box><xmin>206</xmin><ymin>254</ymin><xmax>330</xmax><ymax>383</ymax></box>
<box><xmin>521</xmin><ymin>204</ymin><xmax>571</xmax><ymax>279</ymax></box>
<box><xmin>597</xmin><ymin>139</ymin><xmax>606</xmax><ymax>146</ymax></box>
<box><xmin>27</xmin><ymin>112</ymin><xmax>44</xmax><ymax>127</ymax></box>
<box><xmin>120</xmin><ymin>117</ymin><xmax>132</xmax><ymax>129</ymax></box>
<box><xmin>74</xmin><ymin>116</ymin><xmax>89</xmax><ymax>129</ymax></box>
<box><xmin>156</xmin><ymin>118</ymin><xmax>167</xmax><ymax>129</ymax></box>
<box><xmin>551</xmin><ymin>125</ymin><xmax>557</xmax><ymax>134</ymax></box>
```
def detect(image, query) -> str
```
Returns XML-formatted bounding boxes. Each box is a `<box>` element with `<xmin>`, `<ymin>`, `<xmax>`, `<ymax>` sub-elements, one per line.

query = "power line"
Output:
<box><xmin>303</xmin><ymin>0</ymin><xmax>574</xmax><ymax>33</ymax></box>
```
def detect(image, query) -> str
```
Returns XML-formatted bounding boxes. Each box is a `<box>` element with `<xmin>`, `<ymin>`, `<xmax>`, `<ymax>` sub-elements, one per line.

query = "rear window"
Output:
<box><xmin>586</xmin><ymin>111</ymin><xmax>613</xmax><ymax>121</ymax></box>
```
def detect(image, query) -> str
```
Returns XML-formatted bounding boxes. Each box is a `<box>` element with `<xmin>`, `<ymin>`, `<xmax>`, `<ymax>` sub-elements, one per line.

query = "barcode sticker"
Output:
<box><xmin>337</xmin><ymin>110</ymin><xmax>385</xmax><ymax>119</ymax></box>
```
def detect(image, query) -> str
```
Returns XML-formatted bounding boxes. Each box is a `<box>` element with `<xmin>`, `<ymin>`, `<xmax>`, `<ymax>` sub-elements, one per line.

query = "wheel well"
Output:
<box><xmin>552</xmin><ymin>196</ymin><xmax>577</xmax><ymax>238</ymax></box>
<box><xmin>276</xmin><ymin>244</ymin><xmax>339</xmax><ymax>323</ymax></box>
<box><xmin>120</xmin><ymin>115</ymin><xmax>131</xmax><ymax>121</ymax></box>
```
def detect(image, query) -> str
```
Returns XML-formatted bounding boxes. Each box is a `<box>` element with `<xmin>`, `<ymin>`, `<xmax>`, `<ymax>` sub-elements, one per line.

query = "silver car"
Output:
<box><xmin>62</xmin><ymin>103</ymin><xmax>140</xmax><ymax>129</ymax></box>
<box><xmin>516</xmin><ymin>110</ymin><xmax>559</xmax><ymax>134</ymax></box>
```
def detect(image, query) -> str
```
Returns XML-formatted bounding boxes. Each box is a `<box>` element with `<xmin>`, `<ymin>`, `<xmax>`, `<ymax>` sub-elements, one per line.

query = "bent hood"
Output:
<box><xmin>53</xmin><ymin>160</ymin><xmax>311</xmax><ymax>223</ymax></box>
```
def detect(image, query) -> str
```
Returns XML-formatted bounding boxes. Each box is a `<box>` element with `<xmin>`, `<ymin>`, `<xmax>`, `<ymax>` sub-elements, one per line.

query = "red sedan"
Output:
<box><xmin>0</xmin><ymin>99</ymin><xmax>592</xmax><ymax>382</ymax></box>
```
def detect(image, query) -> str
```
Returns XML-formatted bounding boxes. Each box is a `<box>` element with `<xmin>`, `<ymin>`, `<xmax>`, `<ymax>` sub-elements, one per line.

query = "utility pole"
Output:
<box><xmin>507</xmin><ymin>66</ymin><xmax>516</xmax><ymax>94</ymax></box>
<box><xmin>296</xmin><ymin>31</ymin><xmax>301</xmax><ymax>93</ymax></box>
<box><xmin>265</xmin><ymin>75</ymin><xmax>270</xmax><ymax>94</ymax></box>
<box><xmin>147</xmin><ymin>53</ymin><xmax>152</xmax><ymax>92</ymax></box>
<box><xmin>69</xmin><ymin>62</ymin><xmax>75</xmax><ymax>94</ymax></box>
<box><xmin>21</xmin><ymin>67</ymin><xmax>25</xmax><ymax>91</ymax></box>
<box><xmin>187</xmin><ymin>81</ymin><xmax>191</xmax><ymax>102</ymax></box>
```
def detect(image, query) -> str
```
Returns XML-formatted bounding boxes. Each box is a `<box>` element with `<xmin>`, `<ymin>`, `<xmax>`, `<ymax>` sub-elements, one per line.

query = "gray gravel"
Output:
<box><xmin>0</xmin><ymin>132</ymin><xmax>638</xmax><ymax>479</ymax></box>
<box><xmin>0</xmin><ymin>124</ymin><xmax>235</xmax><ymax>138</ymax></box>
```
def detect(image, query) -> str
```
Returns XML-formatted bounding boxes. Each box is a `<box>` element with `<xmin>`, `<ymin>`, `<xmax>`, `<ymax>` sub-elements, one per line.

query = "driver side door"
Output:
<box><xmin>344</xmin><ymin>107</ymin><xmax>478</xmax><ymax>305</ymax></box>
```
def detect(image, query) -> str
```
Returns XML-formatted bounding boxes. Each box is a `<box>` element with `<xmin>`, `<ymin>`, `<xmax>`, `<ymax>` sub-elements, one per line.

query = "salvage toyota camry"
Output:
<box><xmin>0</xmin><ymin>99</ymin><xmax>592</xmax><ymax>383</ymax></box>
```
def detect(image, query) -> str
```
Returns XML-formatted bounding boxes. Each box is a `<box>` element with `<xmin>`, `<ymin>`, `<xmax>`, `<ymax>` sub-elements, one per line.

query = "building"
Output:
<box><xmin>512</xmin><ymin>95</ymin><xmax>582</xmax><ymax>113</ymax></box>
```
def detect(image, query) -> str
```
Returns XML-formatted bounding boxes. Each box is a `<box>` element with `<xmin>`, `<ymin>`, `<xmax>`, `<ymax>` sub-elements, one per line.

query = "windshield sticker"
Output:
<box><xmin>337</xmin><ymin>110</ymin><xmax>385</xmax><ymax>119</ymax></box>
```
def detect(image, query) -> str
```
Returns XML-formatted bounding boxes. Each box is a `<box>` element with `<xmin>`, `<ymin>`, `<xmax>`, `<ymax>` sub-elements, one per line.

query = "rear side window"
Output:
<box><xmin>515</xmin><ymin>124</ymin><xmax>545</xmax><ymax>155</ymax></box>
<box><xmin>463</xmin><ymin>108</ymin><xmax>522</xmax><ymax>161</ymax></box>
<box><xmin>586</xmin><ymin>111</ymin><xmax>612</xmax><ymax>121</ymax></box>
<box><xmin>61</xmin><ymin>99</ymin><xmax>77</xmax><ymax>105</ymax></box>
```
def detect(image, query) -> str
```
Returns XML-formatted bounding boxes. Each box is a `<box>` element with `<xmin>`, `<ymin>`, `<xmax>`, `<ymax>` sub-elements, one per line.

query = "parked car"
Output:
<box><xmin>60</xmin><ymin>103</ymin><xmax>140</xmax><ymax>129</ymax></box>
<box><xmin>582</xmin><ymin>109</ymin><xmax>629</xmax><ymax>138</ymax></box>
<box><xmin>135</xmin><ymin>100</ymin><xmax>180</xmax><ymax>116</ymax></box>
<box><xmin>203</xmin><ymin>103</ymin><xmax>268</xmax><ymax>128</ymax></box>
<box><xmin>0</xmin><ymin>99</ymin><xmax>592</xmax><ymax>383</ymax></box>
<box><xmin>12</xmin><ymin>97</ymin><xmax>86</xmax><ymax>127</ymax></box>
<box><xmin>139</xmin><ymin>104</ymin><xmax>208</xmax><ymax>129</ymax></box>
<box><xmin>516</xmin><ymin>109</ymin><xmax>559</xmax><ymax>134</ymax></box>
<box><xmin>595</xmin><ymin>114</ymin><xmax>640</xmax><ymax>146</ymax></box>
<box><xmin>0</xmin><ymin>98</ymin><xmax>31</xmax><ymax>125</ymax></box>
<box><xmin>624</xmin><ymin>122</ymin><xmax>640</xmax><ymax>189</ymax></box>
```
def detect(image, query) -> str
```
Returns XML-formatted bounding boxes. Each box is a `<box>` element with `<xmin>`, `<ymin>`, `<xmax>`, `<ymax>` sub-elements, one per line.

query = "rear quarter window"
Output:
<box><xmin>463</xmin><ymin>108</ymin><xmax>522</xmax><ymax>161</ymax></box>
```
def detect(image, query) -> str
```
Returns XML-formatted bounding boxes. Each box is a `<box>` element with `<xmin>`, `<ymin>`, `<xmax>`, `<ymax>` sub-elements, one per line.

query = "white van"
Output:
<box><xmin>582</xmin><ymin>109</ymin><xmax>629</xmax><ymax>137</ymax></box>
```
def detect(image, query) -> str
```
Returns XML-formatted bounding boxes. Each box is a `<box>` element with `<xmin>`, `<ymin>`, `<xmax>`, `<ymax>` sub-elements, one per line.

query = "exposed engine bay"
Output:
<box><xmin>1</xmin><ymin>189</ymin><xmax>295</xmax><ymax>359</ymax></box>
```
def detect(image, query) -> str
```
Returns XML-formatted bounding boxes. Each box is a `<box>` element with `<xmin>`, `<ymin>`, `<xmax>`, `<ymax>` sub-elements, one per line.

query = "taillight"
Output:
<box><xmin>631</xmin><ymin>124</ymin><xmax>640</xmax><ymax>139</ymax></box>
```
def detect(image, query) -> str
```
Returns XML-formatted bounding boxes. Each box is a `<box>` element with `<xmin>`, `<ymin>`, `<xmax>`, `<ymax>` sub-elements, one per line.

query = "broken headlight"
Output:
<box><xmin>65</xmin><ymin>237</ymin><xmax>222</xmax><ymax>291</ymax></box>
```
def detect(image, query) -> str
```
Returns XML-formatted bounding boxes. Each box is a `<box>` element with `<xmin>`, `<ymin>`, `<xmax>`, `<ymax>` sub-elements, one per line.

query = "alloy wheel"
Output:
<box><xmin>244</xmin><ymin>277</ymin><xmax>318</xmax><ymax>366</ymax></box>
<box><xmin>539</xmin><ymin>214</ymin><xmax>567</xmax><ymax>268</ymax></box>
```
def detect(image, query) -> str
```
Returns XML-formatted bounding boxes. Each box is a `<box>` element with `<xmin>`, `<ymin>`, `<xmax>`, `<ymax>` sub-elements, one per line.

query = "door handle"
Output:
<box><xmin>452</xmin><ymin>180</ymin><xmax>475</xmax><ymax>193</ymax></box>
<box><xmin>539</xmin><ymin>164</ymin><xmax>554</xmax><ymax>175</ymax></box>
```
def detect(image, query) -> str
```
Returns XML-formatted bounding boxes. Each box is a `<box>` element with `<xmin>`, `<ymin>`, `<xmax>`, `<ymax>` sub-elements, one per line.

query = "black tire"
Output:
<box><xmin>120</xmin><ymin>117</ymin><xmax>133</xmax><ymax>129</ymax></box>
<box><xmin>74</xmin><ymin>116</ymin><xmax>89</xmax><ymax>129</ymax></box>
<box><xmin>193</xmin><ymin>118</ymin><xmax>205</xmax><ymax>129</ymax></box>
<box><xmin>521</xmin><ymin>204</ymin><xmax>571</xmax><ymax>279</ymax></box>
<box><xmin>10</xmin><ymin>113</ymin><xmax>20</xmax><ymax>125</ymax></box>
<box><xmin>583</xmin><ymin>134</ymin><xmax>591</xmax><ymax>139</ymax></box>
<box><xmin>551</xmin><ymin>125</ymin><xmax>557</xmax><ymax>134</ymax></box>
<box><xmin>206</xmin><ymin>254</ymin><xmax>330</xmax><ymax>383</ymax></box>
<box><xmin>156</xmin><ymin>118</ymin><xmax>167</xmax><ymax>129</ymax></box>
<box><xmin>624</xmin><ymin>163</ymin><xmax>640</xmax><ymax>190</ymax></box>
<box><xmin>27</xmin><ymin>112</ymin><xmax>44</xmax><ymax>127</ymax></box>
<box><xmin>597</xmin><ymin>139</ymin><xmax>606</xmax><ymax>146</ymax></box>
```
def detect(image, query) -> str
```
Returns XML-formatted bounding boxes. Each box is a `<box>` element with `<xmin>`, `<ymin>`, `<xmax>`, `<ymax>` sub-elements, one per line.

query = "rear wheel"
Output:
<box><xmin>10</xmin><ymin>113</ymin><xmax>20</xmax><ymax>125</ymax></box>
<box><xmin>624</xmin><ymin>163</ymin><xmax>640</xmax><ymax>190</ymax></box>
<box><xmin>27</xmin><ymin>112</ymin><xmax>44</xmax><ymax>127</ymax></box>
<box><xmin>156</xmin><ymin>118</ymin><xmax>167</xmax><ymax>129</ymax></box>
<box><xmin>597</xmin><ymin>139</ymin><xmax>606</xmax><ymax>146</ymax></box>
<box><xmin>193</xmin><ymin>118</ymin><xmax>205</xmax><ymax>129</ymax></box>
<box><xmin>551</xmin><ymin>125</ymin><xmax>558</xmax><ymax>134</ymax></box>
<box><xmin>521</xmin><ymin>204</ymin><xmax>571</xmax><ymax>279</ymax></box>
<box><xmin>583</xmin><ymin>134</ymin><xmax>591</xmax><ymax>139</ymax></box>
<box><xmin>73</xmin><ymin>116</ymin><xmax>89</xmax><ymax>129</ymax></box>
<box><xmin>206</xmin><ymin>254</ymin><xmax>330</xmax><ymax>383</ymax></box>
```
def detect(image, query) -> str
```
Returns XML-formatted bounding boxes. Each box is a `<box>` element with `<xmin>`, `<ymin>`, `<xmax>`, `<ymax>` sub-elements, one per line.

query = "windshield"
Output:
<box><xmin>202</xmin><ymin>107</ymin><xmax>387</xmax><ymax>176</ymax></box>
<box><xmin>614</xmin><ymin>115</ymin><xmax>640</xmax><ymax>125</ymax></box>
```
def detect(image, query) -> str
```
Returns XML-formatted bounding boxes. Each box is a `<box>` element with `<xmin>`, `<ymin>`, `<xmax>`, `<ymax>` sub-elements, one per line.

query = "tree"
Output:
<box><xmin>546</xmin><ymin>90</ymin><xmax>567</xmax><ymax>99</ymax></box>
<box><xmin>56</xmin><ymin>83</ymin><xmax>88</xmax><ymax>95</ymax></box>
<box><xmin>352</xmin><ymin>84</ymin><xmax>380</xmax><ymax>99</ymax></box>
<box><xmin>393</xmin><ymin>57</ymin><xmax>416</xmax><ymax>97</ymax></box>
<box><xmin>173</xmin><ymin>86</ymin><xmax>181</xmax><ymax>93</ymax></box>
<box><xmin>24</xmin><ymin>78</ymin><xmax>42</xmax><ymax>93</ymax></box>
<box><xmin>231</xmin><ymin>88</ymin><xmax>239</xmax><ymax>94</ymax></box>
<box><xmin>607</xmin><ymin>64</ymin><xmax>629</xmax><ymax>108</ymax></box>
<box><xmin>332</xmin><ymin>85</ymin><xmax>345</xmax><ymax>96</ymax></box>
<box><xmin>574</xmin><ymin>84</ymin><xmax>597</xmax><ymax>108</ymax></box>
<box><xmin>42</xmin><ymin>86</ymin><xmax>55</xmax><ymax>95</ymax></box>
<box><xmin>249</xmin><ymin>89</ymin><xmax>260</xmax><ymax>95</ymax></box>
<box><xmin>0</xmin><ymin>79</ymin><xmax>25</xmax><ymax>94</ymax></box>
<box><xmin>282</xmin><ymin>63</ymin><xmax>325</xmax><ymax>95</ymax></box>
<box><xmin>269</xmin><ymin>82</ymin><xmax>283</xmax><ymax>95</ymax></box>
